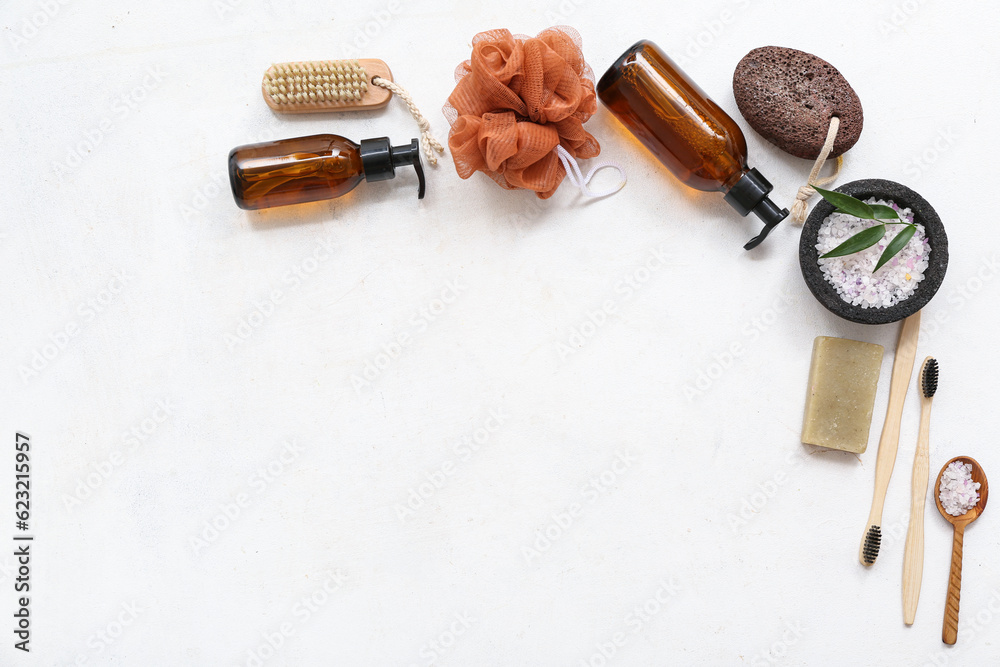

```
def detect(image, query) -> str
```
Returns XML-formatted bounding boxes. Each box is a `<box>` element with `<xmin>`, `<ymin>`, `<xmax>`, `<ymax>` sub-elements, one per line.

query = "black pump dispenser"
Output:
<box><xmin>724</xmin><ymin>169</ymin><xmax>787</xmax><ymax>249</ymax></box>
<box><xmin>360</xmin><ymin>137</ymin><xmax>425</xmax><ymax>199</ymax></box>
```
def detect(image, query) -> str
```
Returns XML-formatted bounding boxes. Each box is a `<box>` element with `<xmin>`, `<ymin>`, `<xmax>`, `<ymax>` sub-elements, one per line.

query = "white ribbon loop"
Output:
<box><xmin>555</xmin><ymin>145</ymin><xmax>627</xmax><ymax>198</ymax></box>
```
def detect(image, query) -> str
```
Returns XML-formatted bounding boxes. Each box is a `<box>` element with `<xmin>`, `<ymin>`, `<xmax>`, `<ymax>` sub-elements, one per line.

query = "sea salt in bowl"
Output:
<box><xmin>799</xmin><ymin>179</ymin><xmax>948</xmax><ymax>325</ymax></box>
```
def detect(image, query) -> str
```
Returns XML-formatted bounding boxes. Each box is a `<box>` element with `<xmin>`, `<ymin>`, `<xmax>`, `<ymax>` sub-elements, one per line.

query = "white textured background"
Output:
<box><xmin>3</xmin><ymin>1</ymin><xmax>999</xmax><ymax>665</ymax></box>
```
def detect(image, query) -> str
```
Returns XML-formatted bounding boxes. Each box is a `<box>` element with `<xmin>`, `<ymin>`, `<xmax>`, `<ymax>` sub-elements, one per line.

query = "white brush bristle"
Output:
<box><xmin>264</xmin><ymin>60</ymin><xmax>369</xmax><ymax>106</ymax></box>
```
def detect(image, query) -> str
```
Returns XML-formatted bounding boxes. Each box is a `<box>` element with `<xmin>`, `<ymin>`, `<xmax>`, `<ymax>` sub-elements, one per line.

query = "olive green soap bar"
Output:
<box><xmin>802</xmin><ymin>336</ymin><xmax>884</xmax><ymax>453</ymax></box>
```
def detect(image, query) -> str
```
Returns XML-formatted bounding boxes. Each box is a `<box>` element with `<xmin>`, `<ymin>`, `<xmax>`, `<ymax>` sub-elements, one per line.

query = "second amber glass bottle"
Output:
<box><xmin>229</xmin><ymin>135</ymin><xmax>424</xmax><ymax>210</ymax></box>
<box><xmin>597</xmin><ymin>40</ymin><xmax>787</xmax><ymax>249</ymax></box>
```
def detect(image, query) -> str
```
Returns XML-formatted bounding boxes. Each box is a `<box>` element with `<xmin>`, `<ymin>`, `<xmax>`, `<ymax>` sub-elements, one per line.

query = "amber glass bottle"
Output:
<box><xmin>597</xmin><ymin>40</ymin><xmax>787</xmax><ymax>249</ymax></box>
<box><xmin>229</xmin><ymin>135</ymin><xmax>424</xmax><ymax>210</ymax></box>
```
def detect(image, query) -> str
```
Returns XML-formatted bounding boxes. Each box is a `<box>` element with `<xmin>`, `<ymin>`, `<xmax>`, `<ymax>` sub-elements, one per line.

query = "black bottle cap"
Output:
<box><xmin>359</xmin><ymin>137</ymin><xmax>425</xmax><ymax>199</ymax></box>
<box><xmin>723</xmin><ymin>168</ymin><xmax>788</xmax><ymax>250</ymax></box>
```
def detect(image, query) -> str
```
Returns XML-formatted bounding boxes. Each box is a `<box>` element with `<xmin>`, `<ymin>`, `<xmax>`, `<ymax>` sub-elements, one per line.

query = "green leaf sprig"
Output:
<box><xmin>814</xmin><ymin>186</ymin><xmax>918</xmax><ymax>272</ymax></box>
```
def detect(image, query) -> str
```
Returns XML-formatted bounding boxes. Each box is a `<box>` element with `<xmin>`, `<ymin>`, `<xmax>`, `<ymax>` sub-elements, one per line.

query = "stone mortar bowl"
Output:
<box><xmin>799</xmin><ymin>178</ymin><xmax>949</xmax><ymax>325</ymax></box>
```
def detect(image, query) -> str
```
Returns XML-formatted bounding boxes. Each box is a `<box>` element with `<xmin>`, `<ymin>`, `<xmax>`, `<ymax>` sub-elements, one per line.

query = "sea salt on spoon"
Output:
<box><xmin>934</xmin><ymin>456</ymin><xmax>989</xmax><ymax>644</ymax></box>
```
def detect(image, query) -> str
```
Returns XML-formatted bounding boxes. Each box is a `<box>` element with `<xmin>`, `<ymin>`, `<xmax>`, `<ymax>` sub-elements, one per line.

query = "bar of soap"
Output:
<box><xmin>802</xmin><ymin>336</ymin><xmax>884</xmax><ymax>453</ymax></box>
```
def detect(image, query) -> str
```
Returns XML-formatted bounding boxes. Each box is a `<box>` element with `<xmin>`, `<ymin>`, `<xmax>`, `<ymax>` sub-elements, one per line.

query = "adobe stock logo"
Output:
<box><xmin>684</xmin><ymin>289</ymin><xmax>794</xmax><ymax>400</ymax></box>
<box><xmin>190</xmin><ymin>441</ymin><xmax>305</xmax><ymax>556</ymax></box>
<box><xmin>522</xmin><ymin>451</ymin><xmax>636</xmax><ymax>564</ymax></box>
<box><xmin>408</xmin><ymin>612</ymin><xmax>476</xmax><ymax>667</ymax></box>
<box><xmin>51</xmin><ymin>67</ymin><xmax>169</xmax><ymax>183</ymax></box>
<box><xmin>6</xmin><ymin>0</ymin><xmax>73</xmax><ymax>51</ymax></box>
<box><xmin>68</xmin><ymin>600</ymin><xmax>145</xmax><ymax>665</ymax></box>
<box><xmin>674</xmin><ymin>0</ymin><xmax>757</xmax><ymax>67</ymax></box>
<box><xmin>238</xmin><ymin>570</ymin><xmax>349</xmax><ymax>666</ymax></box>
<box><xmin>877</xmin><ymin>0</ymin><xmax>930</xmax><ymax>36</ymax></box>
<box><xmin>18</xmin><ymin>270</ymin><xmax>134</xmax><ymax>384</ymax></box>
<box><xmin>727</xmin><ymin>450</ymin><xmax>805</xmax><ymax>534</ymax></box>
<box><xmin>579</xmin><ymin>577</ymin><xmax>682</xmax><ymax>667</ymax></box>
<box><xmin>902</xmin><ymin>127</ymin><xmax>959</xmax><ymax>182</ymax></box>
<box><xmin>556</xmin><ymin>244</ymin><xmax>669</xmax><ymax>362</ymax></box>
<box><xmin>339</xmin><ymin>0</ymin><xmax>415</xmax><ymax>59</ymax></box>
<box><xmin>62</xmin><ymin>399</ymin><xmax>174</xmax><ymax>512</ymax></box>
<box><xmin>394</xmin><ymin>407</ymin><xmax>507</xmax><ymax>522</ymax></box>
<box><xmin>351</xmin><ymin>277</ymin><xmax>467</xmax><ymax>393</ymax></box>
<box><xmin>224</xmin><ymin>237</ymin><xmax>336</xmax><ymax>351</ymax></box>
<box><xmin>749</xmin><ymin>620</ymin><xmax>806</xmax><ymax>666</ymax></box>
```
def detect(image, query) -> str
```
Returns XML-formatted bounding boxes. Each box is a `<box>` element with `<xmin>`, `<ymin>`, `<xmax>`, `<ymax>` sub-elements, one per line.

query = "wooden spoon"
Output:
<box><xmin>934</xmin><ymin>456</ymin><xmax>989</xmax><ymax>644</ymax></box>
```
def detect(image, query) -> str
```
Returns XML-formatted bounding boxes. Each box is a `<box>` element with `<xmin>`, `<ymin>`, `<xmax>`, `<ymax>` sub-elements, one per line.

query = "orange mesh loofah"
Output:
<box><xmin>443</xmin><ymin>27</ymin><xmax>601</xmax><ymax>199</ymax></box>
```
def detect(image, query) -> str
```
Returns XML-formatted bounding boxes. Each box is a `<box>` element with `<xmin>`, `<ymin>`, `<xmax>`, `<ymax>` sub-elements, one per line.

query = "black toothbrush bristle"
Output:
<box><xmin>922</xmin><ymin>358</ymin><xmax>939</xmax><ymax>398</ymax></box>
<box><xmin>862</xmin><ymin>525</ymin><xmax>881</xmax><ymax>564</ymax></box>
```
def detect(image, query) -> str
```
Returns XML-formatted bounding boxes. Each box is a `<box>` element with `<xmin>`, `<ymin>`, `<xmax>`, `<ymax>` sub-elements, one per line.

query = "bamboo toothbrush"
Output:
<box><xmin>859</xmin><ymin>311</ymin><xmax>921</xmax><ymax>566</ymax></box>
<box><xmin>902</xmin><ymin>357</ymin><xmax>938</xmax><ymax>624</ymax></box>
